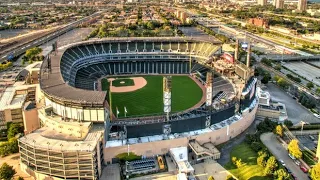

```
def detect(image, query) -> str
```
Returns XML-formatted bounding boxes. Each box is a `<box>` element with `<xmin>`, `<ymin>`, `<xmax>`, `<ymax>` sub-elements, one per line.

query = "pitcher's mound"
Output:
<box><xmin>109</xmin><ymin>77</ymin><xmax>147</xmax><ymax>93</ymax></box>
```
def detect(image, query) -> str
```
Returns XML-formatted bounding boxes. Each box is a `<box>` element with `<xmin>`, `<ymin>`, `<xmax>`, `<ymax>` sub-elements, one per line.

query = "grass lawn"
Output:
<box><xmin>224</xmin><ymin>142</ymin><xmax>272</xmax><ymax>180</ymax></box>
<box><xmin>107</xmin><ymin>75</ymin><xmax>203</xmax><ymax>118</ymax></box>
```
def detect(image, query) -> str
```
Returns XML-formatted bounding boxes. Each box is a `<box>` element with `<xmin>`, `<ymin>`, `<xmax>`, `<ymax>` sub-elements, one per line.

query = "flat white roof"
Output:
<box><xmin>170</xmin><ymin>146</ymin><xmax>188</xmax><ymax>162</ymax></box>
<box><xmin>177</xmin><ymin>173</ymin><xmax>188</xmax><ymax>180</ymax></box>
<box><xmin>19</xmin><ymin>126</ymin><xmax>103</xmax><ymax>152</ymax></box>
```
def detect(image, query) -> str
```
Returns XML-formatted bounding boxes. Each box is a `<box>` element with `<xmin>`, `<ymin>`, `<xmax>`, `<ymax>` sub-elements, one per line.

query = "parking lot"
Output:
<box><xmin>296</xmin><ymin>134</ymin><xmax>318</xmax><ymax>151</ymax></box>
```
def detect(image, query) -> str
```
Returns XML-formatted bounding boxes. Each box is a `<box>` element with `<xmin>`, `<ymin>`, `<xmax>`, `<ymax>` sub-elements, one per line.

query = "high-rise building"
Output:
<box><xmin>275</xmin><ymin>0</ymin><xmax>284</xmax><ymax>9</ymax></box>
<box><xmin>297</xmin><ymin>0</ymin><xmax>307</xmax><ymax>11</ymax></box>
<box><xmin>257</xmin><ymin>0</ymin><xmax>267</xmax><ymax>6</ymax></box>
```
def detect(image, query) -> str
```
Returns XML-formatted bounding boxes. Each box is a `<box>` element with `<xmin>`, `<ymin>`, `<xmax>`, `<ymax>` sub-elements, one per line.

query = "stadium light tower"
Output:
<box><xmin>163</xmin><ymin>76</ymin><xmax>172</xmax><ymax>121</ymax></box>
<box><xmin>206</xmin><ymin>71</ymin><xmax>213</xmax><ymax>107</ymax></box>
<box><xmin>234</xmin><ymin>39</ymin><xmax>239</xmax><ymax>62</ymax></box>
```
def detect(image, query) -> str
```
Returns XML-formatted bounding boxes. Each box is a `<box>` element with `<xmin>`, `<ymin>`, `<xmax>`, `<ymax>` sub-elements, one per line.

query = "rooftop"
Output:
<box><xmin>19</xmin><ymin>124</ymin><xmax>104</xmax><ymax>152</ymax></box>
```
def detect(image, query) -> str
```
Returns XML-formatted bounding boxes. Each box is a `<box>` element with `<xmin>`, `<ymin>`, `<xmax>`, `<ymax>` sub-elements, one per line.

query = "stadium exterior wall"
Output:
<box><xmin>103</xmin><ymin>104</ymin><xmax>257</xmax><ymax>163</ymax></box>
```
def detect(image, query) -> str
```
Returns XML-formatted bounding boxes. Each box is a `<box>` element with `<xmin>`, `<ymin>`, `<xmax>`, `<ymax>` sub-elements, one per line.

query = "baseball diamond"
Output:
<box><xmin>102</xmin><ymin>75</ymin><xmax>204</xmax><ymax>118</ymax></box>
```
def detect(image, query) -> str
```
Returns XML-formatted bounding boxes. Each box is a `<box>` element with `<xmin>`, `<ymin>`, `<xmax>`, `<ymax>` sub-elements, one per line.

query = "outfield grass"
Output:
<box><xmin>224</xmin><ymin>143</ymin><xmax>272</xmax><ymax>180</ymax></box>
<box><xmin>106</xmin><ymin>75</ymin><xmax>203</xmax><ymax>118</ymax></box>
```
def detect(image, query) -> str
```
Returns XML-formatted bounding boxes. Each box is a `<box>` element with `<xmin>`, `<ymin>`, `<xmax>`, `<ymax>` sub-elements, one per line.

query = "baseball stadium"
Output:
<box><xmin>18</xmin><ymin>37</ymin><xmax>258</xmax><ymax>180</ymax></box>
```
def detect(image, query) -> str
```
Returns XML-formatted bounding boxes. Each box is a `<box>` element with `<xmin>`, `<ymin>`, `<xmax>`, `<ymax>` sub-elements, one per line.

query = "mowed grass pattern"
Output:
<box><xmin>106</xmin><ymin>76</ymin><xmax>203</xmax><ymax>118</ymax></box>
<box><xmin>224</xmin><ymin>143</ymin><xmax>272</xmax><ymax>180</ymax></box>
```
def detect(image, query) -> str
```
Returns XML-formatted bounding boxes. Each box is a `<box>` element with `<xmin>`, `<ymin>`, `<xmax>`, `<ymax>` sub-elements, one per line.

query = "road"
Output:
<box><xmin>261</xmin><ymin>63</ymin><xmax>319</xmax><ymax>99</ymax></box>
<box><xmin>265</xmin><ymin>83</ymin><xmax>319</xmax><ymax>124</ymax></box>
<box><xmin>0</xmin><ymin>11</ymin><xmax>103</xmax><ymax>62</ymax></box>
<box><xmin>282</xmin><ymin>62</ymin><xmax>320</xmax><ymax>87</ymax></box>
<box><xmin>261</xmin><ymin>133</ymin><xmax>309</xmax><ymax>180</ymax></box>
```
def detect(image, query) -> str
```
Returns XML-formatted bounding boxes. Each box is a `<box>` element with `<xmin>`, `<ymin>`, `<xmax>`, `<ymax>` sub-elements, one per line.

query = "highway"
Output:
<box><xmin>260</xmin><ymin>63</ymin><xmax>319</xmax><ymax>100</ymax></box>
<box><xmin>195</xmin><ymin>15</ymin><xmax>314</xmax><ymax>57</ymax></box>
<box><xmin>0</xmin><ymin>11</ymin><xmax>104</xmax><ymax>62</ymax></box>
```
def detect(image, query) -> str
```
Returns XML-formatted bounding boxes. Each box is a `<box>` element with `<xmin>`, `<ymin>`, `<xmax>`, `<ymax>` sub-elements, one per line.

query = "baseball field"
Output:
<box><xmin>102</xmin><ymin>75</ymin><xmax>203</xmax><ymax>118</ymax></box>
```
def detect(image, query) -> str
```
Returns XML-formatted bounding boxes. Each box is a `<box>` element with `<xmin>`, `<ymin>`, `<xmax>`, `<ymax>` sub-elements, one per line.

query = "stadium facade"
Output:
<box><xmin>19</xmin><ymin>37</ymin><xmax>258</xmax><ymax>179</ymax></box>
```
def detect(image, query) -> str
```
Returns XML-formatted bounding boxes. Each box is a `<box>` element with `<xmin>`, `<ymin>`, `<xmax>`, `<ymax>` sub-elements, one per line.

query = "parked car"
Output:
<box><xmin>294</xmin><ymin>160</ymin><xmax>301</xmax><ymax>166</ymax></box>
<box><xmin>309</xmin><ymin>135</ymin><xmax>315</xmax><ymax>141</ymax></box>
<box><xmin>291</xmin><ymin>173</ymin><xmax>298</xmax><ymax>180</ymax></box>
<box><xmin>301</xmin><ymin>166</ymin><xmax>308</xmax><ymax>173</ymax></box>
<box><xmin>314</xmin><ymin>113</ymin><xmax>320</xmax><ymax>119</ymax></box>
<box><xmin>279</xmin><ymin>159</ymin><xmax>286</xmax><ymax>166</ymax></box>
<box><xmin>288</xmin><ymin>153</ymin><xmax>296</xmax><ymax>160</ymax></box>
<box><xmin>285</xmin><ymin>167</ymin><xmax>291</xmax><ymax>173</ymax></box>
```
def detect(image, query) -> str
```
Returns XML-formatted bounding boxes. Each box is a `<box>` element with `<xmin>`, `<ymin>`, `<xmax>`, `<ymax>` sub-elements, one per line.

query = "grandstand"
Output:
<box><xmin>20</xmin><ymin>37</ymin><xmax>259</xmax><ymax>180</ymax></box>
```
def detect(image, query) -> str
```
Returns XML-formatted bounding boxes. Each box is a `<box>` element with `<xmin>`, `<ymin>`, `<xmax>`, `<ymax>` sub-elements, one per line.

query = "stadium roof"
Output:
<box><xmin>19</xmin><ymin>124</ymin><xmax>104</xmax><ymax>152</ymax></box>
<box><xmin>40</xmin><ymin>49</ymin><xmax>106</xmax><ymax>106</ymax></box>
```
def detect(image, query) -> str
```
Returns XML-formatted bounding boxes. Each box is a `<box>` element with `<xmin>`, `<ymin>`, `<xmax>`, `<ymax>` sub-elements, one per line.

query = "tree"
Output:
<box><xmin>7</xmin><ymin>123</ymin><xmax>24</xmax><ymax>139</ymax></box>
<box><xmin>274</xmin><ymin>169</ymin><xmax>290</xmax><ymax>180</ymax></box>
<box><xmin>273</xmin><ymin>75</ymin><xmax>281</xmax><ymax>82</ymax></box>
<box><xmin>277</xmin><ymin>78</ymin><xmax>289</xmax><ymax>89</ymax></box>
<box><xmin>275</xmin><ymin>125</ymin><xmax>283</xmax><ymax>137</ymax></box>
<box><xmin>25</xmin><ymin>47</ymin><xmax>42</xmax><ymax>61</ymax></box>
<box><xmin>284</xmin><ymin>120</ymin><xmax>293</xmax><ymax>128</ymax></box>
<box><xmin>257</xmin><ymin>151</ymin><xmax>268</xmax><ymax>167</ymax></box>
<box><xmin>208</xmin><ymin>176</ymin><xmax>215</xmax><ymax>180</ymax></box>
<box><xmin>316</xmin><ymin>88</ymin><xmax>320</xmax><ymax>95</ymax></box>
<box><xmin>264</xmin><ymin>156</ymin><xmax>278</xmax><ymax>175</ymax></box>
<box><xmin>274</xmin><ymin>64</ymin><xmax>281</xmax><ymax>71</ymax></box>
<box><xmin>307</xmin><ymin>82</ymin><xmax>314</xmax><ymax>89</ymax></box>
<box><xmin>18</xmin><ymin>177</ymin><xmax>24</xmax><ymax>180</ymax></box>
<box><xmin>0</xmin><ymin>163</ymin><xmax>16</xmax><ymax>180</ymax></box>
<box><xmin>310</xmin><ymin>163</ymin><xmax>320</xmax><ymax>180</ymax></box>
<box><xmin>288</xmin><ymin>139</ymin><xmax>302</xmax><ymax>159</ymax></box>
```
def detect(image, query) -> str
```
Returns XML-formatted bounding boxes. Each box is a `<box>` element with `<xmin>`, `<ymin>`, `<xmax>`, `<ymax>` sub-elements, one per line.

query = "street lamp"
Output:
<box><xmin>300</xmin><ymin>121</ymin><xmax>306</xmax><ymax>136</ymax></box>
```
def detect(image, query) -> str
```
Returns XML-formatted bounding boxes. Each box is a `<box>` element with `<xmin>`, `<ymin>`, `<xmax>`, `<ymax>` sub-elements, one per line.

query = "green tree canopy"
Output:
<box><xmin>25</xmin><ymin>47</ymin><xmax>42</xmax><ymax>60</ymax></box>
<box><xmin>275</xmin><ymin>125</ymin><xmax>283</xmax><ymax>137</ymax></box>
<box><xmin>257</xmin><ymin>151</ymin><xmax>268</xmax><ymax>167</ymax></box>
<box><xmin>284</xmin><ymin>120</ymin><xmax>293</xmax><ymax>128</ymax></box>
<box><xmin>288</xmin><ymin>139</ymin><xmax>302</xmax><ymax>159</ymax></box>
<box><xmin>316</xmin><ymin>88</ymin><xmax>320</xmax><ymax>95</ymax></box>
<box><xmin>310</xmin><ymin>163</ymin><xmax>320</xmax><ymax>180</ymax></box>
<box><xmin>274</xmin><ymin>169</ymin><xmax>290</xmax><ymax>180</ymax></box>
<box><xmin>0</xmin><ymin>163</ymin><xmax>16</xmax><ymax>180</ymax></box>
<box><xmin>307</xmin><ymin>82</ymin><xmax>314</xmax><ymax>89</ymax></box>
<box><xmin>7</xmin><ymin>123</ymin><xmax>24</xmax><ymax>139</ymax></box>
<box><xmin>264</xmin><ymin>156</ymin><xmax>278</xmax><ymax>175</ymax></box>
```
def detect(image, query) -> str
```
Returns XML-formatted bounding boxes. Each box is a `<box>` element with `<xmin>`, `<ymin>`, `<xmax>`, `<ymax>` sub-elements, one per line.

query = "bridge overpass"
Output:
<box><xmin>264</xmin><ymin>55</ymin><xmax>320</xmax><ymax>61</ymax></box>
<box><xmin>0</xmin><ymin>11</ymin><xmax>104</xmax><ymax>62</ymax></box>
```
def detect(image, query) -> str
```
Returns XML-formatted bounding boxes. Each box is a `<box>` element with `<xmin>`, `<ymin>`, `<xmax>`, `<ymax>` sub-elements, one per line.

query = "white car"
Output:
<box><xmin>294</xmin><ymin>160</ymin><xmax>301</xmax><ymax>166</ymax></box>
<box><xmin>288</xmin><ymin>154</ymin><xmax>296</xmax><ymax>160</ymax></box>
<box><xmin>313</xmin><ymin>113</ymin><xmax>320</xmax><ymax>119</ymax></box>
<box><xmin>279</xmin><ymin>159</ymin><xmax>286</xmax><ymax>166</ymax></box>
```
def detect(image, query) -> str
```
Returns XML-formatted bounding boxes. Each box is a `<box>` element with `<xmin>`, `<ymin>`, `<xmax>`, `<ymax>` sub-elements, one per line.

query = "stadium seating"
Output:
<box><xmin>60</xmin><ymin>41</ymin><xmax>221</xmax><ymax>90</ymax></box>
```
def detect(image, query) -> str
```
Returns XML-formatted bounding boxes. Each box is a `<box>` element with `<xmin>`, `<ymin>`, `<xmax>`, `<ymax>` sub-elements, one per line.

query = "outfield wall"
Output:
<box><xmin>126</xmin><ymin>105</ymin><xmax>236</xmax><ymax>138</ymax></box>
<box><xmin>103</xmin><ymin>103</ymin><xmax>258</xmax><ymax>163</ymax></box>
